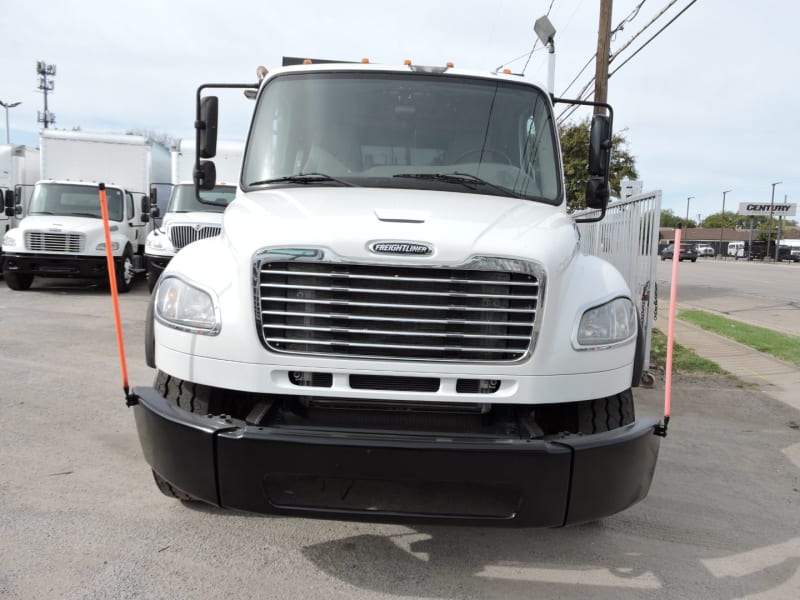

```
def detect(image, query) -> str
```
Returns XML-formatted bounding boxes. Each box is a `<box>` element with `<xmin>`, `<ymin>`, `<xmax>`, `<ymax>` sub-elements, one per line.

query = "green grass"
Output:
<box><xmin>650</xmin><ymin>328</ymin><xmax>730</xmax><ymax>375</ymax></box>
<box><xmin>678</xmin><ymin>309</ymin><xmax>800</xmax><ymax>368</ymax></box>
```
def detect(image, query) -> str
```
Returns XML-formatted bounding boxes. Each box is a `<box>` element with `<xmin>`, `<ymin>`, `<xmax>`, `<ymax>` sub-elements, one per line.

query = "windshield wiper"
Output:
<box><xmin>249</xmin><ymin>173</ymin><xmax>356</xmax><ymax>187</ymax></box>
<box><xmin>393</xmin><ymin>172</ymin><xmax>519</xmax><ymax>198</ymax></box>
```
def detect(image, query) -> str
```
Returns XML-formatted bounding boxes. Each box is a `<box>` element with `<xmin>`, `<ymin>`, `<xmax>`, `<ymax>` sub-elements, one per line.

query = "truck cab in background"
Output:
<box><xmin>144</xmin><ymin>140</ymin><xmax>243</xmax><ymax>292</ymax></box>
<box><xmin>1</xmin><ymin>130</ymin><xmax>169</xmax><ymax>292</ymax></box>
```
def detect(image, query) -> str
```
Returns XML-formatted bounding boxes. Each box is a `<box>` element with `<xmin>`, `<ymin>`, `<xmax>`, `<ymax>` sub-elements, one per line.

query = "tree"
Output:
<box><xmin>559</xmin><ymin>118</ymin><xmax>638</xmax><ymax>211</ymax></box>
<box><xmin>704</xmin><ymin>212</ymin><xmax>755</xmax><ymax>229</ymax></box>
<box><xmin>660</xmin><ymin>209</ymin><xmax>696</xmax><ymax>228</ymax></box>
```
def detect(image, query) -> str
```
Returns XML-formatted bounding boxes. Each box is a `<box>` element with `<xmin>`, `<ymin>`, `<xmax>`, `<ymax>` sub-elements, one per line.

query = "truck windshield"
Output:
<box><xmin>28</xmin><ymin>183</ymin><xmax>124</xmax><ymax>221</ymax></box>
<box><xmin>243</xmin><ymin>71</ymin><xmax>562</xmax><ymax>204</ymax></box>
<box><xmin>167</xmin><ymin>184</ymin><xmax>235</xmax><ymax>213</ymax></box>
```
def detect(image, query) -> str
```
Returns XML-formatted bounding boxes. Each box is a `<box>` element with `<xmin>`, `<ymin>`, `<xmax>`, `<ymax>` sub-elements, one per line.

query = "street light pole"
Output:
<box><xmin>768</xmin><ymin>181</ymin><xmax>782</xmax><ymax>261</ymax></box>
<box><xmin>0</xmin><ymin>100</ymin><xmax>22</xmax><ymax>144</ymax></box>
<box><xmin>685</xmin><ymin>196</ymin><xmax>695</xmax><ymax>227</ymax></box>
<box><xmin>719</xmin><ymin>190</ymin><xmax>731</xmax><ymax>259</ymax></box>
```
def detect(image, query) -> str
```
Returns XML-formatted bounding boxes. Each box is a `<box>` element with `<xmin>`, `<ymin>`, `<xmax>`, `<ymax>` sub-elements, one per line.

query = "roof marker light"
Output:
<box><xmin>303</xmin><ymin>59</ymin><xmax>312</xmax><ymax>65</ymax></box>
<box><xmin>503</xmin><ymin>69</ymin><xmax>512</xmax><ymax>75</ymax></box>
<box><xmin>446</xmin><ymin>62</ymin><xmax>454</xmax><ymax>68</ymax></box>
<box><xmin>404</xmin><ymin>59</ymin><xmax>412</xmax><ymax>66</ymax></box>
<box><xmin>361</xmin><ymin>58</ymin><xmax>370</xmax><ymax>64</ymax></box>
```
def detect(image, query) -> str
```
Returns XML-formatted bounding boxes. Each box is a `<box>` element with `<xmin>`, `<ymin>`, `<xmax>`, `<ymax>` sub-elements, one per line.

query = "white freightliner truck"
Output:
<box><xmin>2</xmin><ymin>130</ymin><xmax>170</xmax><ymax>292</ymax></box>
<box><xmin>144</xmin><ymin>140</ymin><xmax>243</xmax><ymax>291</ymax></box>
<box><xmin>132</xmin><ymin>61</ymin><xmax>661</xmax><ymax>526</ymax></box>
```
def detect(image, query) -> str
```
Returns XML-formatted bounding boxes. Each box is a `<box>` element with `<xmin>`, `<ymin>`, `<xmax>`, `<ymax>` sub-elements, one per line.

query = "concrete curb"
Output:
<box><xmin>662</xmin><ymin>309</ymin><xmax>800</xmax><ymax>411</ymax></box>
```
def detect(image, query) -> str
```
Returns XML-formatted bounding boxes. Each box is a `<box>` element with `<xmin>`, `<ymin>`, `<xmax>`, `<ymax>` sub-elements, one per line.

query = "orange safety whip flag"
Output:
<box><xmin>98</xmin><ymin>183</ymin><xmax>136</xmax><ymax>406</ymax></box>
<box><xmin>656</xmin><ymin>223</ymin><xmax>683</xmax><ymax>437</ymax></box>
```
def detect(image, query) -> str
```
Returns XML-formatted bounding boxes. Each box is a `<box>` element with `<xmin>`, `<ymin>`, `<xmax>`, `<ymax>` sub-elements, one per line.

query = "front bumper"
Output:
<box><xmin>132</xmin><ymin>386</ymin><xmax>661</xmax><ymax>526</ymax></box>
<box><xmin>3</xmin><ymin>252</ymin><xmax>111</xmax><ymax>278</ymax></box>
<box><xmin>144</xmin><ymin>253</ymin><xmax>172</xmax><ymax>282</ymax></box>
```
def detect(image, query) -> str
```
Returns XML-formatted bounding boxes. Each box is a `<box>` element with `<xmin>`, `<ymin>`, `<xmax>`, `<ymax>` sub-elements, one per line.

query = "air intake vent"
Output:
<box><xmin>169</xmin><ymin>224</ymin><xmax>222</xmax><ymax>250</ymax></box>
<box><xmin>25</xmin><ymin>231</ymin><xmax>84</xmax><ymax>253</ymax></box>
<box><xmin>256</xmin><ymin>258</ymin><xmax>541</xmax><ymax>362</ymax></box>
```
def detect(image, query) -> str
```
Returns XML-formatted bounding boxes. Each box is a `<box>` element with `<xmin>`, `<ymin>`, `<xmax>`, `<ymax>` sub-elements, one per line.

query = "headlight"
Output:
<box><xmin>154</xmin><ymin>276</ymin><xmax>220</xmax><ymax>335</ymax></box>
<box><xmin>146</xmin><ymin>233</ymin><xmax>168</xmax><ymax>251</ymax></box>
<box><xmin>2</xmin><ymin>234</ymin><xmax>15</xmax><ymax>247</ymax></box>
<box><xmin>574</xmin><ymin>297</ymin><xmax>637</xmax><ymax>349</ymax></box>
<box><xmin>96</xmin><ymin>241</ymin><xmax>119</xmax><ymax>251</ymax></box>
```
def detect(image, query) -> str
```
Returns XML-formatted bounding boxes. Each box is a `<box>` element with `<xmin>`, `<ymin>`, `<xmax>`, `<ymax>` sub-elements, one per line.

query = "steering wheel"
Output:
<box><xmin>453</xmin><ymin>148</ymin><xmax>513</xmax><ymax>165</ymax></box>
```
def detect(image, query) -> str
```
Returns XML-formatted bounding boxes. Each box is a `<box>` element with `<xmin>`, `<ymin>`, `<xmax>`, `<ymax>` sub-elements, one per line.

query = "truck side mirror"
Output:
<box><xmin>149</xmin><ymin>186</ymin><xmax>158</xmax><ymax>205</ymax></box>
<box><xmin>3</xmin><ymin>189</ymin><xmax>13</xmax><ymax>217</ymax></box>
<box><xmin>585</xmin><ymin>178</ymin><xmax>610</xmax><ymax>210</ymax></box>
<box><xmin>585</xmin><ymin>114</ymin><xmax>612</xmax><ymax>210</ymax></box>
<box><xmin>588</xmin><ymin>114</ymin><xmax>611</xmax><ymax>177</ymax></box>
<box><xmin>195</xmin><ymin>160</ymin><xmax>217</xmax><ymax>191</ymax></box>
<box><xmin>198</xmin><ymin>96</ymin><xmax>219</xmax><ymax>158</ymax></box>
<box><xmin>13</xmin><ymin>185</ymin><xmax>23</xmax><ymax>216</ymax></box>
<box><xmin>150</xmin><ymin>205</ymin><xmax>161</xmax><ymax>219</ymax></box>
<box><xmin>140</xmin><ymin>195</ymin><xmax>151</xmax><ymax>214</ymax></box>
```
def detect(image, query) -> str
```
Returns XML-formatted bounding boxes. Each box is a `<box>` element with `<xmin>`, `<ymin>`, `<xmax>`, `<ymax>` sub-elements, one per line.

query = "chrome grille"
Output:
<box><xmin>24</xmin><ymin>231</ymin><xmax>85</xmax><ymax>253</ymax></box>
<box><xmin>256</xmin><ymin>260</ymin><xmax>540</xmax><ymax>362</ymax></box>
<box><xmin>169</xmin><ymin>224</ymin><xmax>222</xmax><ymax>250</ymax></box>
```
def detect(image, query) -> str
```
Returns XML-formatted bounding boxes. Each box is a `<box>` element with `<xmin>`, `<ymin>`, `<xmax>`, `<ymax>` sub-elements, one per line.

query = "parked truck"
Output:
<box><xmin>0</xmin><ymin>144</ymin><xmax>40</xmax><ymax>232</ymax></box>
<box><xmin>132</xmin><ymin>60</ymin><xmax>661</xmax><ymax>526</ymax></box>
<box><xmin>2</xmin><ymin>130</ymin><xmax>170</xmax><ymax>292</ymax></box>
<box><xmin>144</xmin><ymin>140</ymin><xmax>243</xmax><ymax>291</ymax></box>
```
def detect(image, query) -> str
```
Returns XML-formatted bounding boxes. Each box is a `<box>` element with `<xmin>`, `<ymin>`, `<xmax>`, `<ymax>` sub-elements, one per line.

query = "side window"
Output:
<box><xmin>126</xmin><ymin>192</ymin><xmax>134</xmax><ymax>221</ymax></box>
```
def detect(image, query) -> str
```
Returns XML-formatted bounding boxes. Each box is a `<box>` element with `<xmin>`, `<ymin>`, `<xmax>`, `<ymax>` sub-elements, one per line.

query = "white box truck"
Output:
<box><xmin>0</xmin><ymin>144</ymin><xmax>40</xmax><ymax>233</ymax></box>
<box><xmin>131</xmin><ymin>61</ymin><xmax>661</xmax><ymax>526</ymax></box>
<box><xmin>2</xmin><ymin>130</ymin><xmax>169</xmax><ymax>292</ymax></box>
<box><xmin>144</xmin><ymin>140</ymin><xmax>243</xmax><ymax>291</ymax></box>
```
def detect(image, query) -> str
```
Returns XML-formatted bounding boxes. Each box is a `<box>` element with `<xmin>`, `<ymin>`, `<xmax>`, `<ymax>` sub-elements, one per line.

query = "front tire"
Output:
<box><xmin>154</xmin><ymin>370</ymin><xmax>212</xmax><ymax>415</ymax></box>
<box><xmin>116</xmin><ymin>247</ymin><xmax>135</xmax><ymax>293</ymax></box>
<box><xmin>577</xmin><ymin>389</ymin><xmax>635</xmax><ymax>434</ymax></box>
<box><xmin>4</xmin><ymin>272</ymin><xmax>34</xmax><ymax>291</ymax></box>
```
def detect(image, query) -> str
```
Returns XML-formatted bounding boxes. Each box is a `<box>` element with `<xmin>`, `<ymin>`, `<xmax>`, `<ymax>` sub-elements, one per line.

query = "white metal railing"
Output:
<box><xmin>575</xmin><ymin>190</ymin><xmax>662</xmax><ymax>372</ymax></box>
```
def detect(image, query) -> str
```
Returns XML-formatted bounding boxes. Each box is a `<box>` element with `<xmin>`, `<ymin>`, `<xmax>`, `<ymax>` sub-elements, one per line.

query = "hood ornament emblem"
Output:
<box><xmin>368</xmin><ymin>240</ymin><xmax>433</xmax><ymax>256</ymax></box>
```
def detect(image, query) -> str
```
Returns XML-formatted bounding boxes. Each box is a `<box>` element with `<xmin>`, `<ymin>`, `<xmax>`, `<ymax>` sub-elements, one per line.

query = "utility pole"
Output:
<box><xmin>685</xmin><ymin>196</ymin><xmax>695</xmax><ymax>227</ymax></box>
<box><xmin>593</xmin><ymin>0</ymin><xmax>613</xmax><ymax>114</ymax></box>
<box><xmin>719</xmin><ymin>190</ymin><xmax>731</xmax><ymax>258</ymax></box>
<box><xmin>767</xmin><ymin>181</ymin><xmax>781</xmax><ymax>261</ymax></box>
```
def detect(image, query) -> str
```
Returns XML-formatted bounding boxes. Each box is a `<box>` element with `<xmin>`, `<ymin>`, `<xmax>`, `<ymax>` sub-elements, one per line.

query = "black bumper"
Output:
<box><xmin>132</xmin><ymin>386</ymin><xmax>661</xmax><ymax>527</ymax></box>
<box><xmin>3</xmin><ymin>252</ymin><xmax>110</xmax><ymax>278</ymax></box>
<box><xmin>144</xmin><ymin>254</ymin><xmax>171</xmax><ymax>281</ymax></box>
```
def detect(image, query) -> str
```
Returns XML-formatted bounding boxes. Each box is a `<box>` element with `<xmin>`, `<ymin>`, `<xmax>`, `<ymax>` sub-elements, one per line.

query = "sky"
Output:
<box><xmin>2</xmin><ymin>0</ymin><xmax>797</xmax><ymax>222</ymax></box>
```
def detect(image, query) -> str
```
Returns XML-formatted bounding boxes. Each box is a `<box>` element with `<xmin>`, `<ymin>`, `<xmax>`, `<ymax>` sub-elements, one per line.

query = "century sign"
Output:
<box><xmin>738</xmin><ymin>202</ymin><xmax>797</xmax><ymax>217</ymax></box>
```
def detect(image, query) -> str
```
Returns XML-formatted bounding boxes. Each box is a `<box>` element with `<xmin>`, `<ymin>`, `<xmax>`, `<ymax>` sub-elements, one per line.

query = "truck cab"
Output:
<box><xmin>144</xmin><ymin>183</ymin><xmax>236</xmax><ymax>291</ymax></box>
<box><xmin>2</xmin><ymin>130</ymin><xmax>169</xmax><ymax>292</ymax></box>
<box><xmin>132</xmin><ymin>61</ymin><xmax>660</xmax><ymax>526</ymax></box>
<box><xmin>2</xmin><ymin>180</ymin><xmax>149</xmax><ymax>291</ymax></box>
<box><xmin>144</xmin><ymin>141</ymin><xmax>242</xmax><ymax>291</ymax></box>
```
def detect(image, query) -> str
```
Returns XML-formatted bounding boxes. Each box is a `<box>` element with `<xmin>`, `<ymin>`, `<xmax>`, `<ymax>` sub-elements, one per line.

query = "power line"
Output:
<box><xmin>609</xmin><ymin>0</ymin><xmax>698</xmax><ymax>77</ymax></box>
<box><xmin>557</xmin><ymin>0</ymin><xmax>698</xmax><ymax>125</ymax></box>
<box><xmin>609</xmin><ymin>0</ymin><xmax>679</xmax><ymax>63</ymax></box>
<box><xmin>559</xmin><ymin>0</ymin><xmax>650</xmax><ymax>101</ymax></box>
<box><xmin>610</xmin><ymin>0</ymin><xmax>649</xmax><ymax>39</ymax></box>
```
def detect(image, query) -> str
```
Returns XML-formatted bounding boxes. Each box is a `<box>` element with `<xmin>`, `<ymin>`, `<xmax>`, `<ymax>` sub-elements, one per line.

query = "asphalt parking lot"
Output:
<box><xmin>0</xmin><ymin>273</ymin><xmax>798</xmax><ymax>599</ymax></box>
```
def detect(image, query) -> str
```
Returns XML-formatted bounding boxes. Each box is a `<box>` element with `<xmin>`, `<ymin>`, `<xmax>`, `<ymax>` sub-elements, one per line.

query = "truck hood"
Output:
<box><xmin>223</xmin><ymin>187</ymin><xmax>576</xmax><ymax>266</ymax></box>
<box><xmin>15</xmin><ymin>214</ymin><xmax>120</xmax><ymax>234</ymax></box>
